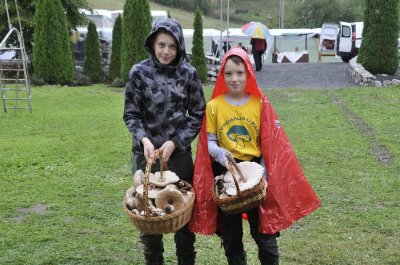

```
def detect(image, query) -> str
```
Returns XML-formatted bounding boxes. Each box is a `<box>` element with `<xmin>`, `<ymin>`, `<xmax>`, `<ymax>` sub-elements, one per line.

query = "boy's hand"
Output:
<box><xmin>159</xmin><ymin>140</ymin><xmax>176</xmax><ymax>163</ymax></box>
<box><xmin>141</xmin><ymin>137</ymin><xmax>154</xmax><ymax>161</ymax></box>
<box><xmin>225</xmin><ymin>159</ymin><xmax>234</xmax><ymax>173</ymax></box>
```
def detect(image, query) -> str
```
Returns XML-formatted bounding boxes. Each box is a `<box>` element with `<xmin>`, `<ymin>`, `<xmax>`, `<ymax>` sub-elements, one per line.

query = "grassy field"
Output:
<box><xmin>1</xmin><ymin>84</ymin><xmax>399</xmax><ymax>264</ymax></box>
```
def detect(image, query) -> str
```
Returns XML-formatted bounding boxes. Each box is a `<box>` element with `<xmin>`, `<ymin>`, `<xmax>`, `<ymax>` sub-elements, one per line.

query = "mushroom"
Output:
<box><xmin>165</xmin><ymin>184</ymin><xmax>178</xmax><ymax>190</ymax></box>
<box><xmin>155</xmin><ymin>188</ymin><xmax>185</xmax><ymax>213</ymax></box>
<box><xmin>125</xmin><ymin>186</ymin><xmax>136</xmax><ymax>198</ymax></box>
<box><xmin>149</xmin><ymin>170</ymin><xmax>180</xmax><ymax>187</ymax></box>
<box><xmin>135</xmin><ymin>184</ymin><xmax>162</xmax><ymax>199</ymax></box>
<box><xmin>125</xmin><ymin>196</ymin><xmax>137</xmax><ymax>210</ymax></box>
<box><xmin>223</xmin><ymin>161</ymin><xmax>264</xmax><ymax>192</ymax></box>
<box><xmin>132</xmin><ymin>169</ymin><xmax>145</xmax><ymax>189</ymax></box>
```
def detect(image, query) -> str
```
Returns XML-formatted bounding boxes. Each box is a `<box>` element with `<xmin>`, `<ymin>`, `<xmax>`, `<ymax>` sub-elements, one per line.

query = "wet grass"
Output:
<box><xmin>0</xmin><ymin>85</ymin><xmax>399</xmax><ymax>264</ymax></box>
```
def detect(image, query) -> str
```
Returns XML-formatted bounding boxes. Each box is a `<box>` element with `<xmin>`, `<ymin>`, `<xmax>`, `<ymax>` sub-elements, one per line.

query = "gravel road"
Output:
<box><xmin>255</xmin><ymin>62</ymin><xmax>358</xmax><ymax>89</ymax></box>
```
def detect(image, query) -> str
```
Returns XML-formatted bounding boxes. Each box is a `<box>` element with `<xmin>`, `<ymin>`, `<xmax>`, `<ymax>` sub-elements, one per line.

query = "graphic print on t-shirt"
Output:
<box><xmin>226</xmin><ymin>125</ymin><xmax>252</xmax><ymax>149</ymax></box>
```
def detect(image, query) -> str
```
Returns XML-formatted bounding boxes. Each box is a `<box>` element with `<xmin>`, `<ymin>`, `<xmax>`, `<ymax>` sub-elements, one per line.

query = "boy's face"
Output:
<box><xmin>153</xmin><ymin>32</ymin><xmax>178</xmax><ymax>65</ymax></box>
<box><xmin>223</xmin><ymin>59</ymin><xmax>247</xmax><ymax>97</ymax></box>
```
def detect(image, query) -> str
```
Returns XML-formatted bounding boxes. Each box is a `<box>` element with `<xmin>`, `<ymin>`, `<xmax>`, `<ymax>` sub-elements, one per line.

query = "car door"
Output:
<box><xmin>319</xmin><ymin>23</ymin><xmax>338</xmax><ymax>52</ymax></box>
<box><xmin>337</xmin><ymin>22</ymin><xmax>353</xmax><ymax>54</ymax></box>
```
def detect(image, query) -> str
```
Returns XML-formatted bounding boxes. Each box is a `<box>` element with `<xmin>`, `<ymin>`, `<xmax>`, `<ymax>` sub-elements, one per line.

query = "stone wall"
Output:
<box><xmin>349</xmin><ymin>56</ymin><xmax>400</xmax><ymax>87</ymax></box>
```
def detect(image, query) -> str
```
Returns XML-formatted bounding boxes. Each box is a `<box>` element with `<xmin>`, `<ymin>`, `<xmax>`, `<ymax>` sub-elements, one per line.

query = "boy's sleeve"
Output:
<box><xmin>171</xmin><ymin>71</ymin><xmax>206</xmax><ymax>151</ymax></box>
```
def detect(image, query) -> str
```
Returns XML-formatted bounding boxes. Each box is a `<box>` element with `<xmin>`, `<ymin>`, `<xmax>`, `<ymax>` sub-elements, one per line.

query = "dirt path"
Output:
<box><xmin>255</xmin><ymin>62</ymin><xmax>358</xmax><ymax>89</ymax></box>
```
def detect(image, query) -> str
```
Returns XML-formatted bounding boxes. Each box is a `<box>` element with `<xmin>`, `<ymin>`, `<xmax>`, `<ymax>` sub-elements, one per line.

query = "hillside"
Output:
<box><xmin>86</xmin><ymin>0</ymin><xmax>280</xmax><ymax>29</ymax></box>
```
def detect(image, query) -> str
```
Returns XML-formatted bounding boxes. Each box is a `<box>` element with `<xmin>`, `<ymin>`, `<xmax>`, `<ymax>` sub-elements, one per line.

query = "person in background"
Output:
<box><xmin>272</xmin><ymin>48</ymin><xmax>279</xmax><ymax>63</ymax></box>
<box><xmin>222</xmin><ymin>41</ymin><xmax>231</xmax><ymax>54</ymax></box>
<box><xmin>238</xmin><ymin>42</ymin><xmax>248</xmax><ymax>53</ymax></box>
<box><xmin>212</xmin><ymin>39</ymin><xmax>220</xmax><ymax>58</ymax></box>
<box><xmin>189</xmin><ymin>48</ymin><xmax>320</xmax><ymax>265</ymax></box>
<box><xmin>123</xmin><ymin>18</ymin><xmax>206</xmax><ymax>265</ymax></box>
<box><xmin>250</xmin><ymin>38</ymin><xmax>267</xmax><ymax>71</ymax></box>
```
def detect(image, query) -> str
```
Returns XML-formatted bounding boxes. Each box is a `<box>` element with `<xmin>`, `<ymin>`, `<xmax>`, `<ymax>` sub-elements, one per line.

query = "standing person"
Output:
<box><xmin>250</xmin><ymin>37</ymin><xmax>267</xmax><ymax>71</ymax></box>
<box><xmin>123</xmin><ymin>18</ymin><xmax>206</xmax><ymax>265</ymax></box>
<box><xmin>189</xmin><ymin>48</ymin><xmax>320</xmax><ymax>264</ymax></box>
<box><xmin>212</xmin><ymin>39</ymin><xmax>220</xmax><ymax>58</ymax></box>
<box><xmin>237</xmin><ymin>42</ymin><xmax>248</xmax><ymax>53</ymax></box>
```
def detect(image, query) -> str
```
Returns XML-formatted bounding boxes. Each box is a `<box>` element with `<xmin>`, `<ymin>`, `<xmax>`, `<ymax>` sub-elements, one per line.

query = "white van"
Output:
<box><xmin>319</xmin><ymin>21</ymin><xmax>363</xmax><ymax>62</ymax></box>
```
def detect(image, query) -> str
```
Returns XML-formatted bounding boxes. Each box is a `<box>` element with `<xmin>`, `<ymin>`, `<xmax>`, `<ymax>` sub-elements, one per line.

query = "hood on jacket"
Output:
<box><xmin>144</xmin><ymin>18</ymin><xmax>186</xmax><ymax>67</ymax></box>
<box><xmin>212</xmin><ymin>47</ymin><xmax>262</xmax><ymax>99</ymax></box>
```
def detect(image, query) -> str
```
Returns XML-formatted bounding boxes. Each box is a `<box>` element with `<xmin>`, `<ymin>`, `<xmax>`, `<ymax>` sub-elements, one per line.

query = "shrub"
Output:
<box><xmin>32</xmin><ymin>0</ymin><xmax>74</xmax><ymax>84</ymax></box>
<box><xmin>84</xmin><ymin>21</ymin><xmax>103</xmax><ymax>83</ymax></box>
<box><xmin>109</xmin><ymin>15</ymin><xmax>123</xmax><ymax>81</ymax></box>
<box><xmin>191</xmin><ymin>7</ymin><xmax>208</xmax><ymax>83</ymax></box>
<box><xmin>120</xmin><ymin>0</ymin><xmax>152</xmax><ymax>83</ymax></box>
<box><xmin>357</xmin><ymin>0</ymin><xmax>399</xmax><ymax>75</ymax></box>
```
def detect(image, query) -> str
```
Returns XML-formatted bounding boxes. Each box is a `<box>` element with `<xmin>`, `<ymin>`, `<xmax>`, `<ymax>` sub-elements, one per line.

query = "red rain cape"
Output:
<box><xmin>189</xmin><ymin>48</ymin><xmax>320</xmax><ymax>235</ymax></box>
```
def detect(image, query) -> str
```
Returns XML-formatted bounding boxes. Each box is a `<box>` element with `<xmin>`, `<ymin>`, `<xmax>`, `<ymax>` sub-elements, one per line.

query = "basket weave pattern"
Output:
<box><xmin>123</xmin><ymin>151</ymin><xmax>195</xmax><ymax>234</ymax></box>
<box><xmin>123</xmin><ymin>189</ymin><xmax>194</xmax><ymax>234</ymax></box>
<box><xmin>211</xmin><ymin>178</ymin><xmax>266</xmax><ymax>214</ymax></box>
<box><xmin>211</xmin><ymin>153</ymin><xmax>266</xmax><ymax>214</ymax></box>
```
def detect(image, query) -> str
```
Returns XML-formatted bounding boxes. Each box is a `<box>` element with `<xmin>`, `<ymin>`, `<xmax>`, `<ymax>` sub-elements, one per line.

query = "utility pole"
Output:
<box><xmin>279</xmin><ymin>0</ymin><xmax>284</xmax><ymax>29</ymax></box>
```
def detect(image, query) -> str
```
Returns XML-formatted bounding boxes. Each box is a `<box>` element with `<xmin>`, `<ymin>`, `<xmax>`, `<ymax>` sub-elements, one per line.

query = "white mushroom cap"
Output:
<box><xmin>135</xmin><ymin>184</ymin><xmax>162</xmax><ymax>199</ymax></box>
<box><xmin>149</xmin><ymin>170</ymin><xmax>180</xmax><ymax>187</ymax></box>
<box><xmin>125</xmin><ymin>186</ymin><xmax>136</xmax><ymax>198</ymax></box>
<box><xmin>132</xmin><ymin>169</ymin><xmax>145</xmax><ymax>189</ymax></box>
<box><xmin>155</xmin><ymin>188</ymin><xmax>185</xmax><ymax>212</ymax></box>
<box><xmin>223</xmin><ymin>161</ymin><xmax>264</xmax><ymax>193</ymax></box>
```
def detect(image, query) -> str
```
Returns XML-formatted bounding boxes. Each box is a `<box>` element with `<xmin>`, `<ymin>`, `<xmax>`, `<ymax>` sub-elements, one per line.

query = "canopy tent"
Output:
<box><xmin>183</xmin><ymin>28</ymin><xmax>221</xmax><ymax>56</ymax></box>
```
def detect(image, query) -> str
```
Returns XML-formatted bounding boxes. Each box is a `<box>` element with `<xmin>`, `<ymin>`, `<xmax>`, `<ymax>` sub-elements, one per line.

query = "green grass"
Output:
<box><xmin>1</xmin><ymin>85</ymin><xmax>399</xmax><ymax>264</ymax></box>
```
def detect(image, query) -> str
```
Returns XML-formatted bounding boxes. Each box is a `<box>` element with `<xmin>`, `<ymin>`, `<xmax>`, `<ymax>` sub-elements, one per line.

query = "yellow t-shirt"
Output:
<box><xmin>206</xmin><ymin>94</ymin><xmax>262</xmax><ymax>161</ymax></box>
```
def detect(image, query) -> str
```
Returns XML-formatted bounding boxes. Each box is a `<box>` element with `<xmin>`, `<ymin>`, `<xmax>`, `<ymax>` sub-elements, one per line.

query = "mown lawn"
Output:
<box><xmin>0</xmin><ymin>85</ymin><xmax>399</xmax><ymax>264</ymax></box>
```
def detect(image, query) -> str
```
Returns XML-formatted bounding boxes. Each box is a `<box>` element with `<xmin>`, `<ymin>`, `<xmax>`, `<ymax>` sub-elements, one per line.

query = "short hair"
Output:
<box><xmin>226</xmin><ymin>55</ymin><xmax>244</xmax><ymax>66</ymax></box>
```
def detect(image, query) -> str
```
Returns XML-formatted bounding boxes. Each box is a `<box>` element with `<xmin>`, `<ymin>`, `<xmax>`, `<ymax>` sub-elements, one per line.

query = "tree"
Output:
<box><xmin>357</xmin><ymin>0</ymin><xmax>399</xmax><ymax>75</ymax></box>
<box><xmin>0</xmin><ymin>0</ymin><xmax>91</xmax><ymax>56</ymax></box>
<box><xmin>285</xmin><ymin>0</ymin><xmax>365</xmax><ymax>28</ymax></box>
<box><xmin>191</xmin><ymin>7</ymin><xmax>208</xmax><ymax>83</ymax></box>
<box><xmin>84</xmin><ymin>21</ymin><xmax>103</xmax><ymax>82</ymax></box>
<box><xmin>120</xmin><ymin>0</ymin><xmax>152</xmax><ymax>83</ymax></box>
<box><xmin>109</xmin><ymin>14</ymin><xmax>123</xmax><ymax>81</ymax></box>
<box><xmin>32</xmin><ymin>0</ymin><xmax>74</xmax><ymax>84</ymax></box>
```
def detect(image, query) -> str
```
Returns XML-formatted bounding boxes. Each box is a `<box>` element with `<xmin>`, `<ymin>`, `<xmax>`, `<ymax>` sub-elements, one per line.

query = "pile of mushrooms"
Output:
<box><xmin>125</xmin><ymin>169</ymin><xmax>193</xmax><ymax>217</ymax></box>
<box><xmin>215</xmin><ymin>155</ymin><xmax>265</xmax><ymax>199</ymax></box>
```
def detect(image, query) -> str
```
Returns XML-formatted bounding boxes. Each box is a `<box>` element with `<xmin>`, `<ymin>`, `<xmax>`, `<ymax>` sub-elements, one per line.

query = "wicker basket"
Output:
<box><xmin>211</xmin><ymin>153</ymin><xmax>266</xmax><ymax>214</ymax></box>
<box><xmin>123</xmin><ymin>151</ymin><xmax>195</xmax><ymax>234</ymax></box>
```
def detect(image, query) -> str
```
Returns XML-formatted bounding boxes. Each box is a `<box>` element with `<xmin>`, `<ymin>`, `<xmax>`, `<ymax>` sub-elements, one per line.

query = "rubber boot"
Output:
<box><xmin>144</xmin><ymin>253</ymin><xmax>164</xmax><ymax>265</ymax></box>
<box><xmin>227</xmin><ymin>251</ymin><xmax>247</xmax><ymax>265</ymax></box>
<box><xmin>177</xmin><ymin>251</ymin><xmax>197</xmax><ymax>265</ymax></box>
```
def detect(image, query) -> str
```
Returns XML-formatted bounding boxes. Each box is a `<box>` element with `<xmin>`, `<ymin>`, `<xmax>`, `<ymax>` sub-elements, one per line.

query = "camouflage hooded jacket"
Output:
<box><xmin>123</xmin><ymin>19</ymin><xmax>206</xmax><ymax>156</ymax></box>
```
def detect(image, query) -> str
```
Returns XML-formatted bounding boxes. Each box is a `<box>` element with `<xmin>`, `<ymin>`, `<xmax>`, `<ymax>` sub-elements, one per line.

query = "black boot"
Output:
<box><xmin>227</xmin><ymin>251</ymin><xmax>247</xmax><ymax>265</ymax></box>
<box><xmin>177</xmin><ymin>251</ymin><xmax>196</xmax><ymax>265</ymax></box>
<box><xmin>144</xmin><ymin>253</ymin><xmax>164</xmax><ymax>265</ymax></box>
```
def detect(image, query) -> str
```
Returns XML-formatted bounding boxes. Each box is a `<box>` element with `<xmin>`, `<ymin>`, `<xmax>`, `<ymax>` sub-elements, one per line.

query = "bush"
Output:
<box><xmin>191</xmin><ymin>8</ymin><xmax>208</xmax><ymax>83</ymax></box>
<box><xmin>120</xmin><ymin>0</ymin><xmax>152</xmax><ymax>83</ymax></box>
<box><xmin>32</xmin><ymin>0</ymin><xmax>74</xmax><ymax>85</ymax></box>
<box><xmin>84</xmin><ymin>21</ymin><xmax>103</xmax><ymax>83</ymax></box>
<box><xmin>357</xmin><ymin>0</ymin><xmax>399</xmax><ymax>75</ymax></box>
<box><xmin>109</xmin><ymin>15</ymin><xmax>123</xmax><ymax>81</ymax></box>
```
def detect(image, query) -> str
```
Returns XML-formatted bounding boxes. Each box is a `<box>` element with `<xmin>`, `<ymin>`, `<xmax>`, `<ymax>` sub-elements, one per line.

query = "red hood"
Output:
<box><xmin>189</xmin><ymin>48</ymin><xmax>320</xmax><ymax>234</ymax></box>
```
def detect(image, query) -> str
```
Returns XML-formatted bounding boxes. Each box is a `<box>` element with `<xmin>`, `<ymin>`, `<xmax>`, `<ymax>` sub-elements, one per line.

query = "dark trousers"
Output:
<box><xmin>253</xmin><ymin>51</ymin><xmax>264</xmax><ymax>71</ymax></box>
<box><xmin>220</xmin><ymin>208</ymin><xmax>279</xmax><ymax>265</ymax></box>
<box><xmin>212</xmin><ymin>161</ymin><xmax>279</xmax><ymax>265</ymax></box>
<box><xmin>132</xmin><ymin>152</ymin><xmax>196</xmax><ymax>265</ymax></box>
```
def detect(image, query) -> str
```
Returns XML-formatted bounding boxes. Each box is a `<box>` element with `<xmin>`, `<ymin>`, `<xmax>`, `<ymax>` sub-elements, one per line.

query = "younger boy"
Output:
<box><xmin>189</xmin><ymin>48</ymin><xmax>320</xmax><ymax>265</ymax></box>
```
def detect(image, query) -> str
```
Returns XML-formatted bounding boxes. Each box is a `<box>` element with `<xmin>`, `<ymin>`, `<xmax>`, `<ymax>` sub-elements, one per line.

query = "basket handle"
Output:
<box><xmin>225</xmin><ymin>152</ymin><xmax>247</xmax><ymax>183</ymax></box>
<box><xmin>142</xmin><ymin>149</ymin><xmax>168</xmax><ymax>218</ymax></box>
<box><xmin>142</xmin><ymin>153</ymin><xmax>156</xmax><ymax>219</ymax></box>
